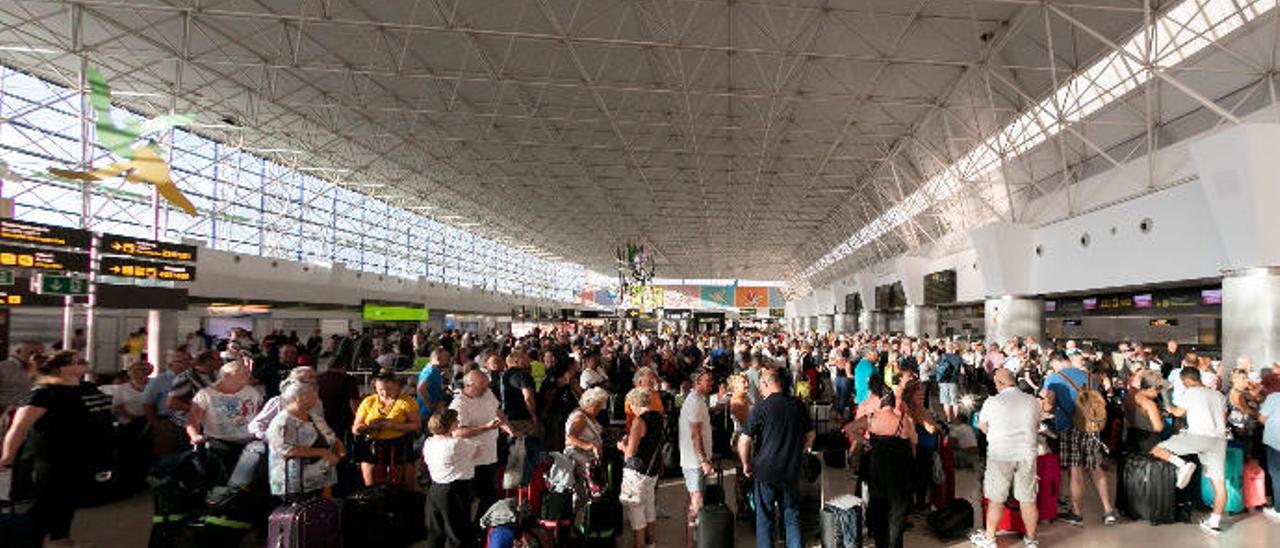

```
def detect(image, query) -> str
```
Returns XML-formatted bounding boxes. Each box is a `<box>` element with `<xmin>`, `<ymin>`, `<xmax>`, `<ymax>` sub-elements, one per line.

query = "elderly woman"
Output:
<box><xmin>266</xmin><ymin>382</ymin><xmax>341</xmax><ymax>497</ymax></box>
<box><xmin>618</xmin><ymin>387</ymin><xmax>663</xmax><ymax>548</ymax></box>
<box><xmin>625</xmin><ymin>367</ymin><xmax>665</xmax><ymax>431</ymax></box>
<box><xmin>186</xmin><ymin>360</ymin><xmax>264</xmax><ymax>473</ymax></box>
<box><xmin>353</xmin><ymin>367</ymin><xmax>421</xmax><ymax>489</ymax></box>
<box><xmin>566</xmin><ymin>387</ymin><xmax>608</xmax><ymax>507</ymax></box>
<box><xmin>0</xmin><ymin>351</ymin><xmax>113</xmax><ymax>547</ymax></box>
<box><xmin>232</xmin><ymin>367</ymin><xmax>335</xmax><ymax>489</ymax></box>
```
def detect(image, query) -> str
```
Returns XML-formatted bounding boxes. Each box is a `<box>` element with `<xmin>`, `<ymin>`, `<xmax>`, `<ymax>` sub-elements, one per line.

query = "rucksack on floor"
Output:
<box><xmin>1063</xmin><ymin>372</ymin><xmax>1107</xmax><ymax>433</ymax></box>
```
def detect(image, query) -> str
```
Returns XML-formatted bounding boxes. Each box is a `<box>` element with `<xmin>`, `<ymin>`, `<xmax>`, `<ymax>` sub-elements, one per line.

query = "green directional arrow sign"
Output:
<box><xmin>38</xmin><ymin>274</ymin><xmax>88</xmax><ymax>296</ymax></box>
<box><xmin>0</xmin><ymin>270</ymin><xmax>12</xmax><ymax>286</ymax></box>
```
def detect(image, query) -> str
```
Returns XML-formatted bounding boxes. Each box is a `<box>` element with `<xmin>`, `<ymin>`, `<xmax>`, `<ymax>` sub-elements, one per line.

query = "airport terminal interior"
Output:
<box><xmin>4</xmin><ymin>0</ymin><xmax>1280</xmax><ymax>547</ymax></box>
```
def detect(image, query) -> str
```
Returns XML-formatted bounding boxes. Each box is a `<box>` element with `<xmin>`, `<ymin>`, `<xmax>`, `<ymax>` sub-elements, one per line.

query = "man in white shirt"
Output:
<box><xmin>679</xmin><ymin>370</ymin><xmax>715</xmax><ymax>548</ymax></box>
<box><xmin>1151</xmin><ymin>367</ymin><xmax>1228</xmax><ymax>536</ymax></box>
<box><xmin>971</xmin><ymin>369</ymin><xmax>1043</xmax><ymax>548</ymax></box>
<box><xmin>450</xmin><ymin>369</ymin><xmax>517</xmax><ymax>522</ymax></box>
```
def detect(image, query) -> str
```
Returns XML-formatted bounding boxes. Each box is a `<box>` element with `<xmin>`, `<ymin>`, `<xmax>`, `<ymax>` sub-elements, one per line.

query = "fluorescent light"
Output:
<box><xmin>790</xmin><ymin>0</ymin><xmax>1274</xmax><ymax>293</ymax></box>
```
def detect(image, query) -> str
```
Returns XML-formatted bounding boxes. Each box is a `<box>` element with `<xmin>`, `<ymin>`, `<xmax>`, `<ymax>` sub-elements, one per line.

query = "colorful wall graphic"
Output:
<box><xmin>664</xmin><ymin>285</ymin><xmax>701</xmax><ymax>309</ymax></box>
<box><xmin>700</xmin><ymin>285</ymin><xmax>734</xmax><ymax>308</ymax></box>
<box><xmin>734</xmin><ymin>286</ymin><xmax>769</xmax><ymax>308</ymax></box>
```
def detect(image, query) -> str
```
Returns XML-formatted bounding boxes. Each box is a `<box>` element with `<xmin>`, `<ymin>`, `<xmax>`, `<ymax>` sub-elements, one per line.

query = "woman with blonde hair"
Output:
<box><xmin>617</xmin><ymin>388</ymin><xmax>663</xmax><ymax>548</ymax></box>
<box><xmin>727</xmin><ymin>372</ymin><xmax>753</xmax><ymax>520</ymax></box>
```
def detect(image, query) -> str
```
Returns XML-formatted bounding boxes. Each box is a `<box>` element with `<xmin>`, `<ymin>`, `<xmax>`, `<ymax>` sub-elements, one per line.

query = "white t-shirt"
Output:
<box><xmin>1180</xmin><ymin>386</ymin><xmax>1227</xmax><ymax>439</ymax></box>
<box><xmin>1167</xmin><ymin>367</ymin><xmax>1187</xmax><ymax>406</ymax></box>
<box><xmin>678</xmin><ymin>392</ymin><xmax>712</xmax><ymax>469</ymax></box>
<box><xmin>450</xmin><ymin>390</ymin><xmax>501</xmax><ymax>465</ymax></box>
<box><xmin>978</xmin><ymin>387</ymin><xmax>1041</xmax><ymax>462</ymax></box>
<box><xmin>1002</xmin><ymin>355</ymin><xmax>1021</xmax><ymax>373</ymax></box>
<box><xmin>422</xmin><ymin>435</ymin><xmax>480</xmax><ymax>483</ymax></box>
<box><xmin>110</xmin><ymin>383</ymin><xmax>145</xmax><ymax>423</ymax></box>
<box><xmin>192</xmin><ymin>385</ymin><xmax>263</xmax><ymax>443</ymax></box>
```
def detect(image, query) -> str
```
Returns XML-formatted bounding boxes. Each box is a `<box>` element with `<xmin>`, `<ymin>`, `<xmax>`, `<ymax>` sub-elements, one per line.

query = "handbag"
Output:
<box><xmin>619</xmin><ymin>441</ymin><xmax>662</xmax><ymax>505</ymax></box>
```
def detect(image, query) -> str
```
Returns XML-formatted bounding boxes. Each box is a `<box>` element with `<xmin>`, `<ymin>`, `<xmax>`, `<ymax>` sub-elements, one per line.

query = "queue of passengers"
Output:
<box><xmin>1</xmin><ymin>326</ymin><xmax>1280</xmax><ymax>548</ymax></box>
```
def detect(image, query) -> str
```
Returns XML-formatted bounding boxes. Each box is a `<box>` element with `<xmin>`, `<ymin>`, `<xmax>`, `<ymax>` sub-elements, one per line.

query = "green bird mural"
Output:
<box><xmin>47</xmin><ymin>67</ymin><xmax>197</xmax><ymax>215</ymax></box>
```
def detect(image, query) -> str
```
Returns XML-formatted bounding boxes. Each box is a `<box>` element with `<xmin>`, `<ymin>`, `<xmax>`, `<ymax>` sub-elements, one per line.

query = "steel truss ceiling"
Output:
<box><xmin>0</xmin><ymin>0</ymin><xmax>1276</xmax><ymax>285</ymax></box>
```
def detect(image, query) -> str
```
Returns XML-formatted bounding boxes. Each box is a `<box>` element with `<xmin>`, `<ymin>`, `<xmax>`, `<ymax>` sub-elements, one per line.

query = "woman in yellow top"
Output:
<box><xmin>352</xmin><ymin>368</ymin><xmax>421</xmax><ymax>490</ymax></box>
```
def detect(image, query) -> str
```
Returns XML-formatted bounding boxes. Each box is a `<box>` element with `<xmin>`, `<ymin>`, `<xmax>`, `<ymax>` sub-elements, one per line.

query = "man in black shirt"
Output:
<box><xmin>738</xmin><ymin>367</ymin><xmax>814</xmax><ymax>548</ymax></box>
<box><xmin>1158</xmin><ymin>339</ymin><xmax>1183</xmax><ymax>380</ymax></box>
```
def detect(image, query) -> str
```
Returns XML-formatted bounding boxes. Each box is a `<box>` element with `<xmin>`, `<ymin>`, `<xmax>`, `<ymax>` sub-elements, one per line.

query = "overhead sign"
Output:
<box><xmin>0</xmin><ymin>270</ymin><xmax>11</xmax><ymax>285</ymax></box>
<box><xmin>738</xmin><ymin>308</ymin><xmax>757</xmax><ymax>317</ymax></box>
<box><xmin>0</xmin><ymin>277</ymin><xmax>87</xmax><ymax>307</ymax></box>
<box><xmin>100</xmin><ymin>233</ymin><xmax>197</xmax><ymax>262</ymax></box>
<box><xmin>100</xmin><ymin>256</ymin><xmax>195</xmax><ymax>281</ymax></box>
<box><xmin>34</xmin><ymin>274</ymin><xmax>88</xmax><ymax>296</ymax></box>
<box><xmin>362</xmin><ymin>302</ymin><xmax>428</xmax><ymax>321</ymax></box>
<box><xmin>0</xmin><ymin>243</ymin><xmax>89</xmax><ymax>272</ymax></box>
<box><xmin>96</xmin><ymin>284</ymin><xmax>188</xmax><ymax>310</ymax></box>
<box><xmin>0</xmin><ymin>219</ymin><xmax>91</xmax><ymax>249</ymax></box>
<box><xmin>769</xmin><ymin>308</ymin><xmax>786</xmax><ymax>318</ymax></box>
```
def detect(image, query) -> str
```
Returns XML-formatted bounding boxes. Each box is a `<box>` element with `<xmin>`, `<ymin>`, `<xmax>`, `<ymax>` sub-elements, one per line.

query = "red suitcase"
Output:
<box><xmin>1037</xmin><ymin>453</ymin><xmax>1061</xmax><ymax>522</ymax></box>
<box><xmin>982</xmin><ymin>498</ymin><xmax>1027</xmax><ymax>534</ymax></box>
<box><xmin>1243</xmin><ymin>459</ymin><xmax>1266</xmax><ymax>509</ymax></box>
<box><xmin>929</xmin><ymin>437</ymin><xmax>956</xmax><ymax>508</ymax></box>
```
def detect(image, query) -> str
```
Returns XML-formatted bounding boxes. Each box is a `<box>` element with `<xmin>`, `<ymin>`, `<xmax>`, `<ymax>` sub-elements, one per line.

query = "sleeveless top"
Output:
<box><xmin>1124</xmin><ymin>395</ymin><xmax>1158</xmax><ymax>432</ymax></box>
<box><xmin>564</xmin><ymin>408</ymin><xmax>603</xmax><ymax>464</ymax></box>
<box><xmin>625</xmin><ymin>411</ymin><xmax>664</xmax><ymax>475</ymax></box>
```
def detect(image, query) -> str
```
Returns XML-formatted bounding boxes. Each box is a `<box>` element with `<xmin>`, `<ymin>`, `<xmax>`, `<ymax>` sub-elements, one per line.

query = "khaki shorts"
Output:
<box><xmin>984</xmin><ymin>458</ymin><xmax>1038</xmax><ymax>503</ymax></box>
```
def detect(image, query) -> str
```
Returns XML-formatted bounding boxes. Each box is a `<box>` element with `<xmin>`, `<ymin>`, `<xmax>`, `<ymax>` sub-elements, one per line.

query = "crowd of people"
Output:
<box><xmin>0</xmin><ymin>323</ymin><xmax>1279</xmax><ymax>548</ymax></box>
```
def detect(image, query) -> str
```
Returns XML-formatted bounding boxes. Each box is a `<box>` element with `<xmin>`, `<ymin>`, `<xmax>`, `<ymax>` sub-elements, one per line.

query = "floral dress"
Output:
<box><xmin>266</xmin><ymin>410</ymin><xmax>339</xmax><ymax>496</ymax></box>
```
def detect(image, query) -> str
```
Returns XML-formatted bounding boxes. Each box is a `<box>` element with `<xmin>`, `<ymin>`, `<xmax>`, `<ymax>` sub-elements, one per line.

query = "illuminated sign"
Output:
<box><xmin>739</xmin><ymin>308</ymin><xmax>757</xmax><ymax>317</ymax></box>
<box><xmin>100</xmin><ymin>256</ymin><xmax>196</xmax><ymax>281</ymax></box>
<box><xmin>362</xmin><ymin>303</ymin><xmax>428</xmax><ymax>321</ymax></box>
<box><xmin>1149</xmin><ymin>318</ymin><xmax>1180</xmax><ymax>327</ymax></box>
<box><xmin>100</xmin><ymin>234</ymin><xmax>197</xmax><ymax>262</ymax></box>
<box><xmin>0</xmin><ymin>219</ymin><xmax>91</xmax><ymax>249</ymax></box>
<box><xmin>0</xmin><ymin>244</ymin><xmax>89</xmax><ymax>272</ymax></box>
<box><xmin>770</xmin><ymin>308</ymin><xmax>786</xmax><ymax>318</ymax></box>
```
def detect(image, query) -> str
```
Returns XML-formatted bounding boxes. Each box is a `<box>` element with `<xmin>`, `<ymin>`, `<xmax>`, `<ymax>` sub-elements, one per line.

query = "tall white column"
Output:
<box><xmin>1192</xmin><ymin>123</ymin><xmax>1280</xmax><ymax>370</ymax></box>
<box><xmin>147</xmin><ymin>309</ymin><xmax>177</xmax><ymax>367</ymax></box>
<box><xmin>984</xmin><ymin>297</ymin><xmax>1042</xmax><ymax>346</ymax></box>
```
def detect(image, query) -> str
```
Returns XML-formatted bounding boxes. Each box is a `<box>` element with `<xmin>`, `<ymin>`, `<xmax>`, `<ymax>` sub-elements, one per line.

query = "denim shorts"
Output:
<box><xmin>682</xmin><ymin>466</ymin><xmax>706</xmax><ymax>493</ymax></box>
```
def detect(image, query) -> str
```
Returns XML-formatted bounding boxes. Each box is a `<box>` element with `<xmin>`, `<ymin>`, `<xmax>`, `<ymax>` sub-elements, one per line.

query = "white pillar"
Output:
<box><xmin>1192</xmin><ymin>123</ymin><xmax>1280</xmax><ymax>371</ymax></box>
<box><xmin>147</xmin><ymin>309</ymin><xmax>177</xmax><ymax>367</ymax></box>
<box><xmin>984</xmin><ymin>296</ymin><xmax>1042</xmax><ymax>346</ymax></box>
<box><xmin>904</xmin><ymin>305</ymin><xmax>939</xmax><ymax>338</ymax></box>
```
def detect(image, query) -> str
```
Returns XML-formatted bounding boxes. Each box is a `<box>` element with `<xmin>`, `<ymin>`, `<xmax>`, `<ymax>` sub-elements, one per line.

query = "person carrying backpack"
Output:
<box><xmin>1041</xmin><ymin>351</ymin><xmax>1117</xmax><ymax>526</ymax></box>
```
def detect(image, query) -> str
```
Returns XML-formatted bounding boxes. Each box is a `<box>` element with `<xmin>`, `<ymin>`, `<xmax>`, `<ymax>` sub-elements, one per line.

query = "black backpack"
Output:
<box><xmin>926</xmin><ymin>499</ymin><xmax>974</xmax><ymax>540</ymax></box>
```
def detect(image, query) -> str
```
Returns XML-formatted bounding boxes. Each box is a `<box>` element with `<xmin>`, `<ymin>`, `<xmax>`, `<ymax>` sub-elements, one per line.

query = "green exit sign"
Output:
<box><xmin>37</xmin><ymin>274</ymin><xmax>87</xmax><ymax>296</ymax></box>
<box><xmin>0</xmin><ymin>270</ymin><xmax>12</xmax><ymax>286</ymax></box>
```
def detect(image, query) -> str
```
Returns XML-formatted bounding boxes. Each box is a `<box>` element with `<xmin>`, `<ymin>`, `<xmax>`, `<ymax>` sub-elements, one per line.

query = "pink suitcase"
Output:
<box><xmin>1243</xmin><ymin>459</ymin><xmax>1266</xmax><ymax>509</ymax></box>
<box><xmin>1037</xmin><ymin>453</ymin><xmax>1061</xmax><ymax>522</ymax></box>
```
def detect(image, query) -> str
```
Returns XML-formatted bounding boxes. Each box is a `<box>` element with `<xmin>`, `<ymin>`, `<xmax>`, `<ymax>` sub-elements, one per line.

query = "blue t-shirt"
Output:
<box><xmin>1260</xmin><ymin>392</ymin><xmax>1280</xmax><ymax>451</ymax></box>
<box><xmin>1043</xmin><ymin>368</ymin><xmax>1091</xmax><ymax>432</ymax></box>
<box><xmin>936</xmin><ymin>353</ymin><xmax>962</xmax><ymax>384</ymax></box>
<box><xmin>416</xmin><ymin>366</ymin><xmax>444</xmax><ymax>419</ymax></box>
<box><xmin>853</xmin><ymin>359</ymin><xmax>877</xmax><ymax>405</ymax></box>
<box><xmin>140</xmin><ymin>370</ymin><xmax>176</xmax><ymax>418</ymax></box>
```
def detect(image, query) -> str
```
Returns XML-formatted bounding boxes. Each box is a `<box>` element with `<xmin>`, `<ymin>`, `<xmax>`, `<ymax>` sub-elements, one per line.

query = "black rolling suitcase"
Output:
<box><xmin>1120</xmin><ymin>454</ymin><xmax>1179</xmax><ymax>524</ymax></box>
<box><xmin>696</xmin><ymin>469</ymin><xmax>734</xmax><ymax>548</ymax></box>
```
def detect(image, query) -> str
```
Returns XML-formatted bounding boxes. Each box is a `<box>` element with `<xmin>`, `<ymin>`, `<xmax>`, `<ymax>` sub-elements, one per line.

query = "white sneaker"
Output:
<box><xmin>1263</xmin><ymin>507</ymin><xmax>1280</xmax><ymax>523</ymax></box>
<box><xmin>1023</xmin><ymin>538</ymin><xmax>1039</xmax><ymax>548</ymax></box>
<box><xmin>1175</xmin><ymin>462</ymin><xmax>1198</xmax><ymax>489</ymax></box>
<box><xmin>969</xmin><ymin>531</ymin><xmax>997</xmax><ymax>548</ymax></box>
<box><xmin>1199</xmin><ymin>519</ymin><xmax>1221</xmax><ymax>536</ymax></box>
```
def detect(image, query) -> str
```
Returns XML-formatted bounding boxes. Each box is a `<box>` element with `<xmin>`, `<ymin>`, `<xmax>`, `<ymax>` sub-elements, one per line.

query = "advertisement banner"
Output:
<box><xmin>593</xmin><ymin>288</ymin><xmax>619</xmax><ymax>307</ymax></box>
<box><xmin>734</xmin><ymin>286</ymin><xmax>769</xmax><ymax>308</ymax></box>
<box><xmin>663</xmin><ymin>285</ymin><xmax>701</xmax><ymax>309</ymax></box>
<box><xmin>701</xmin><ymin>285</ymin><xmax>734</xmax><ymax>308</ymax></box>
<box><xmin>768</xmin><ymin>287</ymin><xmax>785</xmax><ymax>307</ymax></box>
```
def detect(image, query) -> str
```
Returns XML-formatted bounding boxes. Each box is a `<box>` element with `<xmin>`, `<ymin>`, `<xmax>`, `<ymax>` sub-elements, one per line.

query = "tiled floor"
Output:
<box><xmin>70</xmin><ymin>460</ymin><xmax>1280</xmax><ymax>547</ymax></box>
